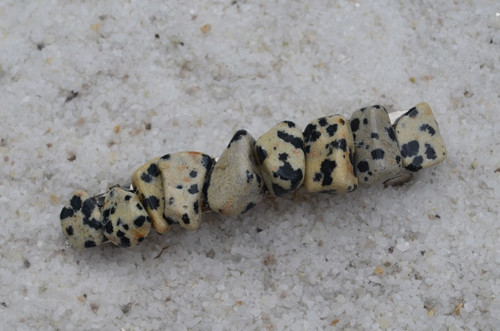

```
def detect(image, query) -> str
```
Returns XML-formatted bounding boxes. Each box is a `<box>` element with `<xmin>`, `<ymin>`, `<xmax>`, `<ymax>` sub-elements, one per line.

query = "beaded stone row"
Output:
<box><xmin>60</xmin><ymin>102</ymin><xmax>447</xmax><ymax>250</ymax></box>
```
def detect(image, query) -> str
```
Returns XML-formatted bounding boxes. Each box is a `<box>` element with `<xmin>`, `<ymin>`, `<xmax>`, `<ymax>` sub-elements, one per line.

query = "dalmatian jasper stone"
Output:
<box><xmin>157</xmin><ymin>151</ymin><xmax>214</xmax><ymax>231</ymax></box>
<box><xmin>394</xmin><ymin>102</ymin><xmax>447</xmax><ymax>171</ymax></box>
<box><xmin>255</xmin><ymin>121</ymin><xmax>305</xmax><ymax>197</ymax></box>
<box><xmin>131</xmin><ymin>157</ymin><xmax>171</xmax><ymax>234</ymax></box>
<box><xmin>350</xmin><ymin>105</ymin><xmax>402</xmax><ymax>186</ymax></box>
<box><xmin>60</xmin><ymin>190</ymin><xmax>105</xmax><ymax>250</ymax></box>
<box><xmin>303</xmin><ymin>115</ymin><xmax>358</xmax><ymax>193</ymax></box>
<box><xmin>101</xmin><ymin>187</ymin><xmax>151</xmax><ymax>248</ymax></box>
<box><xmin>207</xmin><ymin>130</ymin><xmax>265</xmax><ymax>215</ymax></box>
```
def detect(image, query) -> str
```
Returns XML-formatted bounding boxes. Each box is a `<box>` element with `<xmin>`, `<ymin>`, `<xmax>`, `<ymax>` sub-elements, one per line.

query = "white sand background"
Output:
<box><xmin>0</xmin><ymin>1</ymin><xmax>499</xmax><ymax>330</ymax></box>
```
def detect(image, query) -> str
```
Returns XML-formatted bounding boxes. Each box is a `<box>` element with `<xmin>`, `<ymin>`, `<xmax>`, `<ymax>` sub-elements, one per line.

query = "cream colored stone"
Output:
<box><xmin>303</xmin><ymin>115</ymin><xmax>357</xmax><ymax>193</ymax></box>
<box><xmin>255</xmin><ymin>121</ymin><xmax>305</xmax><ymax>197</ymax></box>
<box><xmin>394</xmin><ymin>102</ymin><xmax>447</xmax><ymax>171</ymax></box>
<box><xmin>157</xmin><ymin>151</ymin><xmax>214</xmax><ymax>230</ymax></box>
<box><xmin>132</xmin><ymin>157</ymin><xmax>171</xmax><ymax>234</ymax></box>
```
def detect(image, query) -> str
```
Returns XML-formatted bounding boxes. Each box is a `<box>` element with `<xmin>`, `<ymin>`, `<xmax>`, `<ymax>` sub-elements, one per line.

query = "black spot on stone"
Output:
<box><xmin>110</xmin><ymin>207</ymin><xmax>116</xmax><ymax>215</ymax></box>
<box><xmin>189</xmin><ymin>170</ymin><xmax>198</xmax><ymax>178</ymax></box>
<box><xmin>200</xmin><ymin>154</ymin><xmax>214</xmax><ymax>171</ymax></box>
<box><xmin>124</xmin><ymin>195</ymin><xmax>131</xmax><ymax>201</ymax></box>
<box><xmin>161</xmin><ymin>154</ymin><xmax>171</xmax><ymax>160</ymax></box>
<box><xmin>407</xmin><ymin>156</ymin><xmax>424</xmax><ymax>172</ymax></box>
<box><xmin>193</xmin><ymin>200</ymin><xmax>199</xmax><ymax>214</ymax></box>
<box><xmin>120</xmin><ymin>237</ymin><xmax>131</xmax><ymax>248</ymax></box>
<box><xmin>313</xmin><ymin>172</ymin><xmax>322</xmax><ymax>182</ymax></box>
<box><xmin>303</xmin><ymin>124</ymin><xmax>321</xmax><ymax>143</ymax></box>
<box><xmin>134</xmin><ymin>216</ymin><xmax>147</xmax><ymax>227</ymax></box>
<box><xmin>182</xmin><ymin>213</ymin><xmax>190</xmax><ymax>224</ymax></box>
<box><xmin>165</xmin><ymin>216</ymin><xmax>177</xmax><ymax>225</ymax></box>
<box><xmin>274</xmin><ymin>158</ymin><xmax>303</xmax><ymax>193</ymax></box>
<box><xmin>242</xmin><ymin>202</ymin><xmax>256</xmax><ymax>214</ymax></box>
<box><xmin>246</xmin><ymin>170</ymin><xmax>254</xmax><ymax>183</ymax></box>
<box><xmin>326</xmin><ymin>124</ymin><xmax>338</xmax><ymax>137</ymax></box>
<box><xmin>66</xmin><ymin>226</ymin><xmax>74</xmax><ymax>236</ymax></box>
<box><xmin>371</xmin><ymin>132</ymin><xmax>379</xmax><ymax>139</ymax></box>
<box><xmin>83</xmin><ymin>218</ymin><xmax>102</xmax><ymax>230</ymax></box>
<box><xmin>363</xmin><ymin>118</ymin><xmax>368</xmax><ymax>125</ymax></box>
<box><xmin>256</xmin><ymin>227</ymin><xmax>263</xmax><ymax>233</ymax></box>
<box><xmin>357</xmin><ymin>161</ymin><xmax>370</xmax><ymax>173</ymax></box>
<box><xmin>318</xmin><ymin>117</ymin><xmax>328</xmax><ymax>126</ymax></box>
<box><xmin>136</xmin><ymin>203</ymin><xmax>143</xmax><ymax>210</ymax></box>
<box><xmin>373</xmin><ymin>105</ymin><xmax>381</xmax><ymax>109</ymax></box>
<box><xmin>278</xmin><ymin>152</ymin><xmax>289</xmax><ymax>162</ymax></box>
<box><xmin>283</xmin><ymin>121</ymin><xmax>295</xmax><ymax>128</ymax></box>
<box><xmin>147</xmin><ymin>196</ymin><xmax>160</xmax><ymax>210</ymax></box>
<box><xmin>103</xmin><ymin>220</ymin><xmax>113</xmax><ymax>234</ymax></box>
<box><xmin>386</xmin><ymin>127</ymin><xmax>397</xmax><ymax>142</ymax></box>
<box><xmin>277</xmin><ymin>130</ymin><xmax>304</xmax><ymax>149</ymax></box>
<box><xmin>424</xmin><ymin>143</ymin><xmax>437</xmax><ymax>160</ymax></box>
<box><xmin>256</xmin><ymin>145</ymin><xmax>268</xmax><ymax>164</ymax></box>
<box><xmin>141</xmin><ymin>172</ymin><xmax>152</xmax><ymax>183</ymax></box>
<box><xmin>395</xmin><ymin>155</ymin><xmax>401</xmax><ymax>164</ymax></box>
<box><xmin>60</xmin><ymin>207</ymin><xmax>74</xmax><ymax>220</ymax></box>
<box><xmin>168</xmin><ymin>197</ymin><xmax>174</xmax><ymax>205</ymax></box>
<box><xmin>229</xmin><ymin>130</ymin><xmax>248</xmax><ymax>147</ymax></box>
<box><xmin>123</xmin><ymin>224</ymin><xmax>129</xmax><ymax>231</ymax></box>
<box><xmin>84</xmin><ymin>240</ymin><xmax>97</xmax><ymax>248</ymax></box>
<box><xmin>320</xmin><ymin>159</ymin><xmax>336</xmax><ymax>186</ymax></box>
<box><xmin>102</xmin><ymin>208</ymin><xmax>110</xmax><ymax>219</ymax></box>
<box><xmin>335</xmin><ymin>139</ymin><xmax>347</xmax><ymax>152</ymax></box>
<box><xmin>401</xmin><ymin>140</ymin><xmax>419</xmax><ymax>157</ymax></box>
<box><xmin>147</xmin><ymin>163</ymin><xmax>160</xmax><ymax>177</ymax></box>
<box><xmin>81</xmin><ymin>199</ymin><xmax>95</xmax><ymax>218</ymax></box>
<box><xmin>155</xmin><ymin>33</ymin><xmax>160</xmax><ymax>39</ymax></box>
<box><xmin>188</xmin><ymin>184</ymin><xmax>199</xmax><ymax>194</ymax></box>
<box><xmin>350</xmin><ymin>118</ymin><xmax>360</xmax><ymax>132</ymax></box>
<box><xmin>303</xmin><ymin>145</ymin><xmax>311</xmax><ymax>154</ymax></box>
<box><xmin>138</xmin><ymin>237</ymin><xmax>145</xmax><ymax>242</ymax></box>
<box><xmin>371</xmin><ymin>148</ymin><xmax>385</xmax><ymax>160</ymax></box>
<box><xmin>359</xmin><ymin>107</ymin><xmax>367</xmax><ymax>112</ymax></box>
<box><xmin>176</xmin><ymin>184</ymin><xmax>183</xmax><ymax>189</ymax></box>
<box><xmin>272</xmin><ymin>183</ymin><xmax>288</xmax><ymax>197</ymax></box>
<box><xmin>407</xmin><ymin>107</ymin><xmax>419</xmax><ymax>118</ymax></box>
<box><xmin>420</xmin><ymin>124</ymin><xmax>436</xmax><ymax>136</ymax></box>
<box><xmin>70</xmin><ymin>195</ymin><xmax>82</xmax><ymax>211</ymax></box>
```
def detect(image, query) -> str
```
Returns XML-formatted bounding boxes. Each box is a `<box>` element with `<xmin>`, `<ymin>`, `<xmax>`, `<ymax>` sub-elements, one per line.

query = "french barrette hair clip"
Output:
<box><xmin>60</xmin><ymin>102</ymin><xmax>447</xmax><ymax>250</ymax></box>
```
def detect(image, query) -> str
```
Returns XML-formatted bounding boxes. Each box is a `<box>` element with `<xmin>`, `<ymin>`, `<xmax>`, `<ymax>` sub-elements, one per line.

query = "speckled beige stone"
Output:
<box><xmin>303</xmin><ymin>115</ymin><xmax>358</xmax><ymax>193</ymax></box>
<box><xmin>60</xmin><ymin>190</ymin><xmax>105</xmax><ymax>250</ymax></box>
<box><xmin>132</xmin><ymin>157</ymin><xmax>171</xmax><ymax>234</ymax></box>
<box><xmin>207</xmin><ymin>130</ymin><xmax>265</xmax><ymax>215</ymax></box>
<box><xmin>394</xmin><ymin>102</ymin><xmax>447</xmax><ymax>171</ymax></box>
<box><xmin>255</xmin><ymin>121</ymin><xmax>305</xmax><ymax>197</ymax></box>
<box><xmin>157</xmin><ymin>151</ymin><xmax>214</xmax><ymax>231</ymax></box>
<box><xmin>350</xmin><ymin>105</ymin><xmax>402</xmax><ymax>186</ymax></box>
<box><xmin>101</xmin><ymin>187</ymin><xmax>151</xmax><ymax>248</ymax></box>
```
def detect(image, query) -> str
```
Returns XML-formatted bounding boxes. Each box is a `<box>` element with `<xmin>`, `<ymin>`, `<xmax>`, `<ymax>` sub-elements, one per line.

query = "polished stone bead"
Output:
<box><xmin>101</xmin><ymin>187</ymin><xmax>151</xmax><ymax>248</ymax></box>
<box><xmin>255</xmin><ymin>121</ymin><xmax>305</xmax><ymax>197</ymax></box>
<box><xmin>350</xmin><ymin>105</ymin><xmax>402</xmax><ymax>186</ymax></box>
<box><xmin>207</xmin><ymin>130</ymin><xmax>265</xmax><ymax>215</ymax></box>
<box><xmin>157</xmin><ymin>151</ymin><xmax>214</xmax><ymax>230</ymax></box>
<box><xmin>303</xmin><ymin>115</ymin><xmax>358</xmax><ymax>193</ymax></box>
<box><xmin>131</xmin><ymin>157</ymin><xmax>171</xmax><ymax>234</ymax></box>
<box><xmin>394</xmin><ymin>102</ymin><xmax>447</xmax><ymax>171</ymax></box>
<box><xmin>60</xmin><ymin>190</ymin><xmax>105</xmax><ymax>250</ymax></box>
